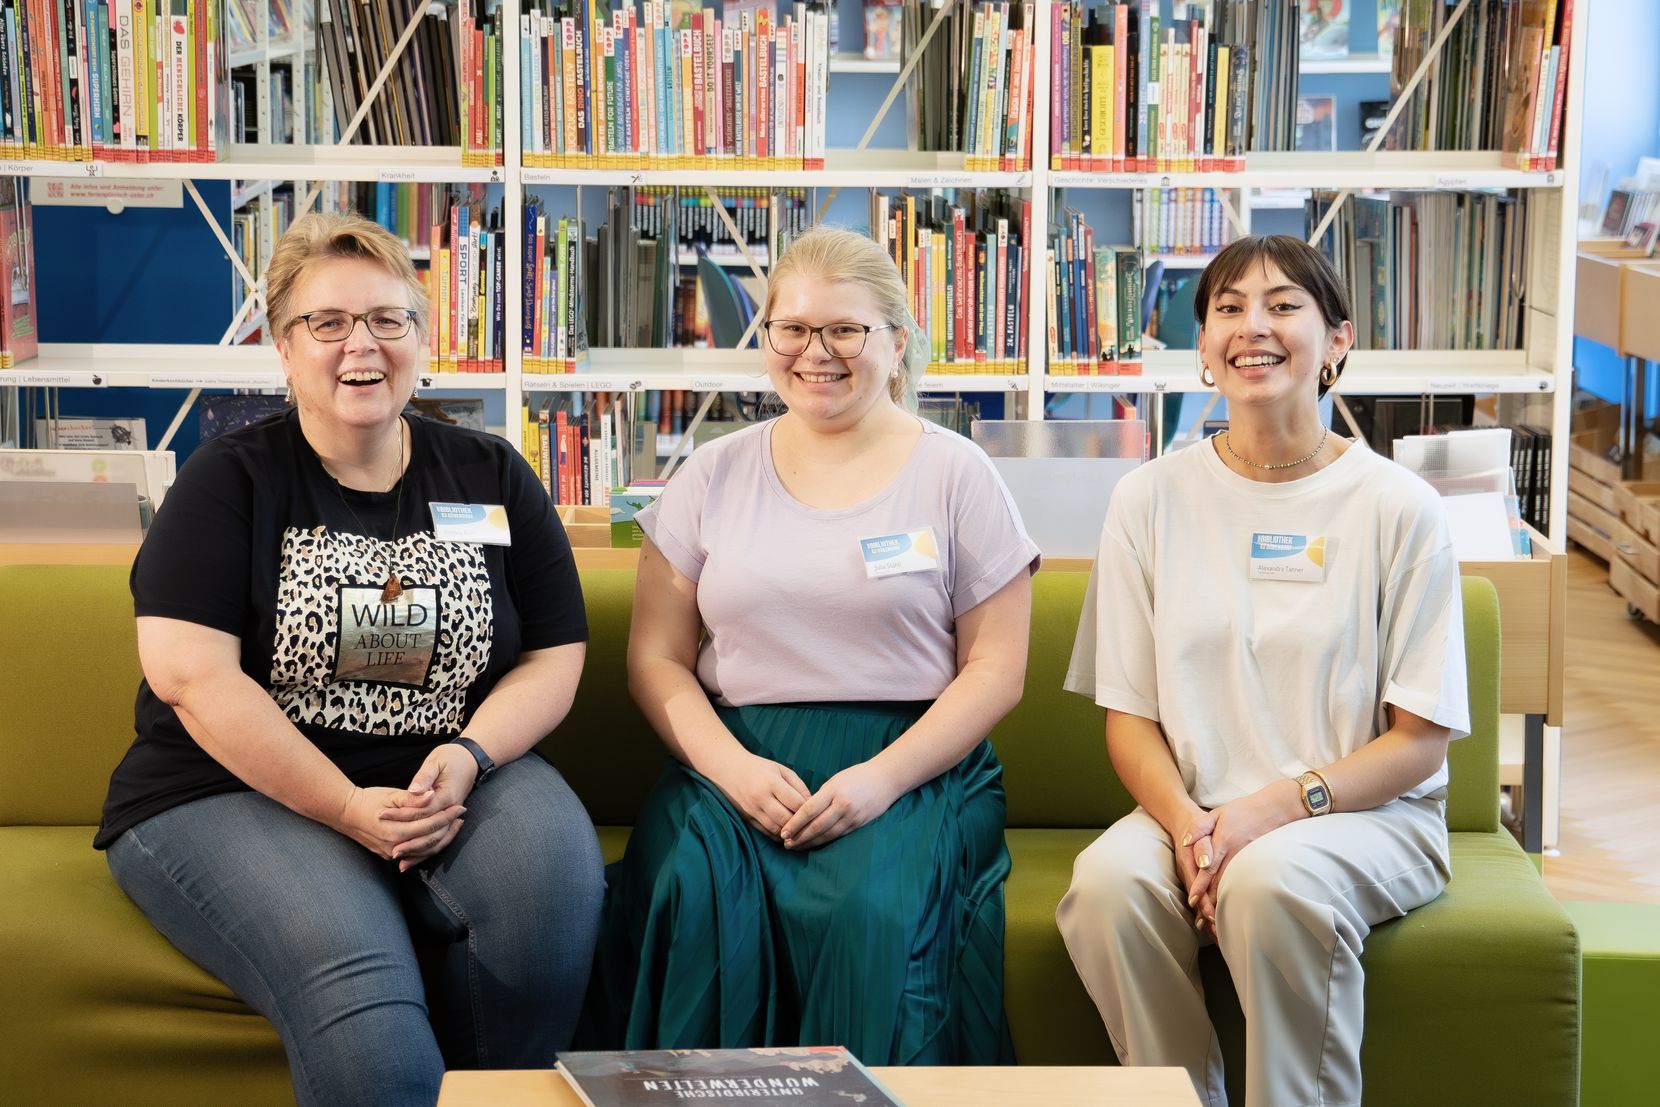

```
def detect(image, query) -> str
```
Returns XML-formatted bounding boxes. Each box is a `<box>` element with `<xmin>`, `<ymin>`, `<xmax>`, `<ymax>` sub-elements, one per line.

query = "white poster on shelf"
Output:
<box><xmin>29</xmin><ymin>178</ymin><xmax>184</xmax><ymax>211</ymax></box>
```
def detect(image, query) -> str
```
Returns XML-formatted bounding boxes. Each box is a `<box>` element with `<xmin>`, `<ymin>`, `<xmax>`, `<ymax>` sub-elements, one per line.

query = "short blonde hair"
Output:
<box><xmin>265</xmin><ymin>211</ymin><xmax>429</xmax><ymax>340</ymax></box>
<box><xmin>764</xmin><ymin>225</ymin><xmax>925</xmax><ymax>409</ymax></box>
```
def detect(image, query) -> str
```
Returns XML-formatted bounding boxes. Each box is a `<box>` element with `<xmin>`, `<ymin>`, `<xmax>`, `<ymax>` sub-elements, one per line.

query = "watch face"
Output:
<box><xmin>1307</xmin><ymin>784</ymin><xmax>1329</xmax><ymax>809</ymax></box>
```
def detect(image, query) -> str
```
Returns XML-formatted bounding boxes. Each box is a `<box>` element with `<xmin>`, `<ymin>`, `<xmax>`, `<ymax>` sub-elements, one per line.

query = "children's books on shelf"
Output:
<box><xmin>0</xmin><ymin>0</ymin><xmax>230</xmax><ymax>163</ymax></box>
<box><xmin>1133</xmin><ymin>187</ymin><xmax>1231</xmax><ymax>257</ymax></box>
<box><xmin>429</xmin><ymin>184</ymin><xmax>508</xmax><ymax>372</ymax></box>
<box><xmin>316</xmin><ymin>0</ymin><xmax>469</xmax><ymax>152</ymax></box>
<box><xmin>1048</xmin><ymin>0</ymin><xmax>1299</xmax><ymax>175</ymax></box>
<box><xmin>1388</xmin><ymin>0</ymin><xmax>1574</xmax><ymax>171</ymax></box>
<box><xmin>870</xmin><ymin>188</ymin><xmax>1030</xmax><ymax>374</ymax></box>
<box><xmin>1047</xmin><ymin>205</ymin><xmax>1142</xmax><ymax>376</ymax></box>
<box><xmin>521</xmin><ymin>0</ymin><xmax>831</xmax><ymax>170</ymax></box>
<box><xmin>1307</xmin><ymin>187</ymin><xmax>1530</xmax><ymax>353</ymax></box>
<box><xmin>1298</xmin><ymin>0</ymin><xmax>1348</xmax><ymax>61</ymax></box>
<box><xmin>901</xmin><ymin>0</ymin><xmax>1034</xmax><ymax>170</ymax></box>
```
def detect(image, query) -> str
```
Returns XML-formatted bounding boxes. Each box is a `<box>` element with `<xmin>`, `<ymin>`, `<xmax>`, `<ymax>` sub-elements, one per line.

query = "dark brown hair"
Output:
<box><xmin>1192</xmin><ymin>235</ymin><xmax>1354</xmax><ymax>397</ymax></box>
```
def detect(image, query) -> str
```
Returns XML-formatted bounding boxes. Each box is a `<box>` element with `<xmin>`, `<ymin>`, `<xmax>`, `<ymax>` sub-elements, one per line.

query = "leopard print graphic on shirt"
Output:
<box><xmin>270</xmin><ymin>526</ymin><xmax>493</xmax><ymax>735</ymax></box>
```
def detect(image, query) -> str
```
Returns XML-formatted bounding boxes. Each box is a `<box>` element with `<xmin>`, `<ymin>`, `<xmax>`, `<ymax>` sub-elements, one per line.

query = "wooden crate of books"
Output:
<box><xmin>556</xmin><ymin>506</ymin><xmax>612</xmax><ymax>548</ymax></box>
<box><xmin>1568</xmin><ymin>404</ymin><xmax>1622</xmax><ymax>561</ymax></box>
<box><xmin>1610</xmin><ymin>557</ymin><xmax>1660</xmax><ymax>623</ymax></box>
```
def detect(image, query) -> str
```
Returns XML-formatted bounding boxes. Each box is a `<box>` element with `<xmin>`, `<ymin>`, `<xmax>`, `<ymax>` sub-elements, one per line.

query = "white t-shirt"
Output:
<box><xmin>638</xmin><ymin>417</ymin><xmax>1041</xmax><ymax>707</ymax></box>
<box><xmin>1064</xmin><ymin>438</ymin><xmax>1469</xmax><ymax>808</ymax></box>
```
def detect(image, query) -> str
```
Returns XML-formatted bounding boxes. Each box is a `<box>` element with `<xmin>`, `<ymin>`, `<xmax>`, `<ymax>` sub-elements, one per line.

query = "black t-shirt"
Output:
<box><xmin>94</xmin><ymin>410</ymin><xmax>586</xmax><ymax>849</ymax></box>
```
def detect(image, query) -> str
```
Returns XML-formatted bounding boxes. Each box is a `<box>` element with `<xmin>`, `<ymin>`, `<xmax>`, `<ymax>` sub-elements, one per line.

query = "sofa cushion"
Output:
<box><xmin>0</xmin><ymin>565</ymin><xmax>144</xmax><ymax>826</ymax></box>
<box><xmin>1002</xmin><ymin>826</ymin><xmax>1580</xmax><ymax>1105</ymax></box>
<box><xmin>0</xmin><ymin>825</ymin><xmax>290</xmax><ymax>1106</ymax></box>
<box><xmin>1563</xmin><ymin>900</ymin><xmax>1660</xmax><ymax>1107</ymax></box>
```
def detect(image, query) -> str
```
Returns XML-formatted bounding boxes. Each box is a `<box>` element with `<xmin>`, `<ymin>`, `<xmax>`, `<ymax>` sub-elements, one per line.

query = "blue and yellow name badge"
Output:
<box><xmin>429</xmin><ymin>502</ymin><xmax>512</xmax><ymax>545</ymax></box>
<box><xmin>1249</xmin><ymin>532</ymin><xmax>1328</xmax><ymax>583</ymax></box>
<box><xmin>859</xmin><ymin>527</ymin><xmax>941</xmax><ymax>579</ymax></box>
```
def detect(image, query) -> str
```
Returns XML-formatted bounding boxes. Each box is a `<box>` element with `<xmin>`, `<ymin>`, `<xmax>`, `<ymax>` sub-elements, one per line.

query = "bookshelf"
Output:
<box><xmin>0</xmin><ymin>0</ymin><xmax>1588</xmax><ymax>543</ymax></box>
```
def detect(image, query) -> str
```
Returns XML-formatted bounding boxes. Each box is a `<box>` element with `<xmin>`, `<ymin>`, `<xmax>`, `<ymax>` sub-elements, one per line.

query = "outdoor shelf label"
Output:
<box><xmin>148</xmin><ymin>372</ymin><xmax>286</xmax><ymax>389</ymax></box>
<box><xmin>8</xmin><ymin>371</ymin><xmax>106</xmax><ymax>387</ymax></box>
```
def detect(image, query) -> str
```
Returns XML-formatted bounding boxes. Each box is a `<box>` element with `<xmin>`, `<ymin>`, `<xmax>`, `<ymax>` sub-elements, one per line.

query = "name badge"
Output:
<box><xmin>429</xmin><ymin>502</ymin><xmax>512</xmax><ymax>545</ymax></box>
<box><xmin>860</xmin><ymin>527</ymin><xmax>941</xmax><ymax>579</ymax></box>
<box><xmin>1249</xmin><ymin>532</ymin><xmax>1328</xmax><ymax>583</ymax></box>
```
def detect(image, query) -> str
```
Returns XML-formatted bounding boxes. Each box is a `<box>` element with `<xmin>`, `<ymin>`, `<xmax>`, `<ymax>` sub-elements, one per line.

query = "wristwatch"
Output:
<box><xmin>450</xmin><ymin>736</ymin><xmax>496</xmax><ymax>786</ymax></box>
<box><xmin>1295</xmin><ymin>771</ymin><xmax>1333</xmax><ymax>817</ymax></box>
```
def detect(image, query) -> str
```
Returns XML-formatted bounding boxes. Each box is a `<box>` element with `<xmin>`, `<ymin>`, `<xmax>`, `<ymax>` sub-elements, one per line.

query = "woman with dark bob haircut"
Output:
<box><xmin>1058</xmin><ymin>234</ymin><xmax>1469</xmax><ymax>1106</ymax></box>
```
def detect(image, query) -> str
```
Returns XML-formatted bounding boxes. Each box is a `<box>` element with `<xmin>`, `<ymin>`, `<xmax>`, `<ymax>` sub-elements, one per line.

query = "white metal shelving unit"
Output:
<box><xmin>0</xmin><ymin>0</ymin><xmax>1588</xmax><ymax>540</ymax></box>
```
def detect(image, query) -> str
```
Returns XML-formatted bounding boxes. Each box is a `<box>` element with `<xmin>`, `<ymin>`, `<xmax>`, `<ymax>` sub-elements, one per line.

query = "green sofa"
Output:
<box><xmin>1</xmin><ymin>563</ymin><xmax>1581</xmax><ymax>1105</ymax></box>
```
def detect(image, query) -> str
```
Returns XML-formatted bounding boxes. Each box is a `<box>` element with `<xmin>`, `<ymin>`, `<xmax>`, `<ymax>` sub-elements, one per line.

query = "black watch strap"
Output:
<box><xmin>450</xmin><ymin>736</ymin><xmax>496</xmax><ymax>785</ymax></box>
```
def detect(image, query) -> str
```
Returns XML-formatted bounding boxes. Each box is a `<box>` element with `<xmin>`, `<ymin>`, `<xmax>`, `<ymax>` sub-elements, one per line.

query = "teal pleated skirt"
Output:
<box><xmin>583</xmin><ymin>700</ymin><xmax>1013</xmax><ymax>1065</ymax></box>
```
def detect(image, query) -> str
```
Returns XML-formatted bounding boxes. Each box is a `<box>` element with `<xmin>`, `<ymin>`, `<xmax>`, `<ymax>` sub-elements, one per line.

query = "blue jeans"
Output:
<box><xmin>106</xmin><ymin>754</ymin><xmax>604</xmax><ymax>1107</ymax></box>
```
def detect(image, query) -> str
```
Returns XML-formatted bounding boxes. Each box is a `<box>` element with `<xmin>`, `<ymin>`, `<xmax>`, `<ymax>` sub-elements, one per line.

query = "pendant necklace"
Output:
<box><xmin>325</xmin><ymin>421</ymin><xmax>407</xmax><ymax>604</ymax></box>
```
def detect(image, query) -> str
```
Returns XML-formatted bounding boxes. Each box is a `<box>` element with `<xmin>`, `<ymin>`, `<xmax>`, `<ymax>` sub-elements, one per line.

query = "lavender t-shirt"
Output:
<box><xmin>636</xmin><ymin>417</ymin><xmax>1041</xmax><ymax>707</ymax></box>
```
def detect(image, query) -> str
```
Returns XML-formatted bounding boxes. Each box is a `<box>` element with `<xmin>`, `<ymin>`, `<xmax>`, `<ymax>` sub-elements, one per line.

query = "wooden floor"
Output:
<box><xmin>1539</xmin><ymin>549</ymin><xmax>1660</xmax><ymax>904</ymax></box>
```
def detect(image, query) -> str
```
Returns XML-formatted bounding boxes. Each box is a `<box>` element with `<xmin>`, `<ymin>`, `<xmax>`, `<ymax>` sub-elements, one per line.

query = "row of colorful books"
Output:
<box><xmin>1049</xmin><ymin>0</ymin><xmax>1299</xmax><ymax>173</ymax></box>
<box><xmin>1388</xmin><ymin>0</ymin><xmax>1575</xmax><ymax>171</ymax></box>
<box><xmin>1132</xmin><ymin>187</ymin><xmax>1233</xmax><ymax>257</ymax></box>
<box><xmin>900</xmin><ymin>0</ymin><xmax>1033</xmax><ymax>169</ymax></box>
<box><xmin>524</xmin><ymin>399</ymin><xmax>628</xmax><ymax>507</ymax></box>
<box><xmin>1047</xmin><ymin>207</ymin><xmax>1142</xmax><ymax>374</ymax></box>
<box><xmin>0</xmin><ymin>0</ymin><xmax>229</xmax><ymax>162</ymax></box>
<box><xmin>871</xmin><ymin>188</ymin><xmax>1030</xmax><ymax>374</ymax></box>
<box><xmin>428</xmin><ymin>187</ymin><xmax>508</xmax><ymax>371</ymax></box>
<box><xmin>522</xmin><ymin>203</ymin><xmax>590</xmax><ymax>372</ymax></box>
<box><xmin>1307</xmin><ymin>188</ymin><xmax>1531</xmax><ymax>354</ymax></box>
<box><xmin>519</xmin><ymin>0</ymin><xmax>832</xmax><ymax>169</ymax></box>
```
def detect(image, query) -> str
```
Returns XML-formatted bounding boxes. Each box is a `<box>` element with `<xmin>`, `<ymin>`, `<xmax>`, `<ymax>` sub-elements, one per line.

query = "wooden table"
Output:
<box><xmin>436</xmin><ymin>1066</ymin><xmax>1202</xmax><ymax>1106</ymax></box>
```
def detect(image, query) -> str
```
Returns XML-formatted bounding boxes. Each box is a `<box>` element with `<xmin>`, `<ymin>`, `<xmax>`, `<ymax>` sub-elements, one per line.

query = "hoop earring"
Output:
<box><xmin>1200</xmin><ymin>364</ymin><xmax>1216</xmax><ymax>388</ymax></box>
<box><xmin>1320</xmin><ymin>362</ymin><xmax>1337</xmax><ymax>386</ymax></box>
<box><xmin>284</xmin><ymin>384</ymin><xmax>294</xmax><ymax>404</ymax></box>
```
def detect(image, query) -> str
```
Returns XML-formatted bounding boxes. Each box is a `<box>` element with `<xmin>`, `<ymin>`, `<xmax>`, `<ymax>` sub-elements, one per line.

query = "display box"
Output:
<box><xmin>555</xmin><ymin>505</ymin><xmax>612</xmax><ymax>548</ymax></box>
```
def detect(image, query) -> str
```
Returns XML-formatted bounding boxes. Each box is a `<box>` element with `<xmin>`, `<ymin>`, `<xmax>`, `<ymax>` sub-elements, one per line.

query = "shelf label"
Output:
<box><xmin>0</xmin><ymin>161</ymin><xmax>37</xmax><ymax>176</ymax></box>
<box><xmin>1433</xmin><ymin>175</ymin><xmax>1472</xmax><ymax>188</ymax></box>
<box><xmin>30</xmin><ymin>177</ymin><xmax>181</xmax><ymax>209</ymax></box>
<box><xmin>148</xmin><ymin>371</ymin><xmax>287</xmax><ymax>389</ymax></box>
<box><xmin>378</xmin><ymin>168</ymin><xmax>420</xmax><ymax>182</ymax></box>
<box><xmin>6</xmin><ymin>371</ymin><xmax>107</xmax><ymax>387</ymax></box>
<box><xmin>903</xmin><ymin>173</ymin><xmax>978</xmax><ymax>188</ymax></box>
<box><xmin>1425</xmin><ymin>378</ymin><xmax>1511</xmax><ymax>393</ymax></box>
<box><xmin>1050</xmin><ymin>377</ymin><xmax>1133</xmax><ymax>392</ymax></box>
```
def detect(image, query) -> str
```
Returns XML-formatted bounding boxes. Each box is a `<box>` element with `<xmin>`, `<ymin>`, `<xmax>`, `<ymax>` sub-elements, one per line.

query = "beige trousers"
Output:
<box><xmin>1056</xmin><ymin>797</ymin><xmax>1449</xmax><ymax>1107</ymax></box>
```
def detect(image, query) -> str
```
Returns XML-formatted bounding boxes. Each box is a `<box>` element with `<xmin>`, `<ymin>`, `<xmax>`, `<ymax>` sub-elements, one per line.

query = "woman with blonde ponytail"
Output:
<box><xmin>587</xmin><ymin>225</ymin><xmax>1039</xmax><ymax>1064</ymax></box>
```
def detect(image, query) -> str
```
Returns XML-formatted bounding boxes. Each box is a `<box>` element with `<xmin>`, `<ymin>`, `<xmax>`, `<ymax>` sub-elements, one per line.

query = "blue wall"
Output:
<box><xmin>1573</xmin><ymin>0</ymin><xmax>1660</xmax><ymax>415</ymax></box>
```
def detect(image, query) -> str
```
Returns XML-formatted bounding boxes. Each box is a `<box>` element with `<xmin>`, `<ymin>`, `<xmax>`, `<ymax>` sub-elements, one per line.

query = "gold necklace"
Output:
<box><xmin>1223</xmin><ymin>427</ymin><xmax>1328</xmax><ymax>471</ymax></box>
<box><xmin>324</xmin><ymin>422</ymin><xmax>407</xmax><ymax>604</ymax></box>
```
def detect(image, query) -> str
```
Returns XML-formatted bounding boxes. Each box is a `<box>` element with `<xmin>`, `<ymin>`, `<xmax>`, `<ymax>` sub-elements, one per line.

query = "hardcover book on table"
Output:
<box><xmin>556</xmin><ymin>1047</ymin><xmax>902</xmax><ymax>1106</ymax></box>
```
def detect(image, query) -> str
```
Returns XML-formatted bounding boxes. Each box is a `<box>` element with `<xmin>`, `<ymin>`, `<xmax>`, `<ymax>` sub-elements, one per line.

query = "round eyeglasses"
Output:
<box><xmin>288</xmin><ymin>308</ymin><xmax>418</xmax><ymax>342</ymax></box>
<box><xmin>761</xmin><ymin>319</ymin><xmax>895</xmax><ymax>359</ymax></box>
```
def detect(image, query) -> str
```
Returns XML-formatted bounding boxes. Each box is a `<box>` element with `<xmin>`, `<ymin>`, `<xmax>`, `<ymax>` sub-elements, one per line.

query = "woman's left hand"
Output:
<box><xmin>1186</xmin><ymin>779</ymin><xmax>1302</xmax><ymax>932</ymax></box>
<box><xmin>779</xmin><ymin>761</ymin><xmax>902</xmax><ymax>851</ymax></box>
<box><xmin>382</xmin><ymin>743</ymin><xmax>481</xmax><ymax>870</ymax></box>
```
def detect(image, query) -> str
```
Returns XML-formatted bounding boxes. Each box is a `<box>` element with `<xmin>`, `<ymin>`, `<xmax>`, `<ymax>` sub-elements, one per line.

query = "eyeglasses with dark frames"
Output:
<box><xmin>287</xmin><ymin>308</ymin><xmax>418</xmax><ymax>343</ymax></box>
<box><xmin>761</xmin><ymin>319</ymin><xmax>895</xmax><ymax>359</ymax></box>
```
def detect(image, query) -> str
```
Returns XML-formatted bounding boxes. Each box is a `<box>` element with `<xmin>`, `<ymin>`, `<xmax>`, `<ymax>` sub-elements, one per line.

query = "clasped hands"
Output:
<box><xmin>338</xmin><ymin>743</ymin><xmax>480</xmax><ymax>872</ymax></box>
<box><xmin>715</xmin><ymin>750</ymin><xmax>899</xmax><ymax>851</ymax></box>
<box><xmin>1177</xmin><ymin>779</ymin><xmax>1303</xmax><ymax>937</ymax></box>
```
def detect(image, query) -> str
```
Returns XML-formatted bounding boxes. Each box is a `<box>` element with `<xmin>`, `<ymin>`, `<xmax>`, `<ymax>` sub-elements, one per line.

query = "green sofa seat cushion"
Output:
<box><xmin>0</xmin><ymin>826</ymin><xmax>290</xmax><ymax>1107</ymax></box>
<box><xmin>1563</xmin><ymin>901</ymin><xmax>1660</xmax><ymax>1107</ymax></box>
<box><xmin>1001</xmin><ymin>826</ymin><xmax>1580</xmax><ymax>1106</ymax></box>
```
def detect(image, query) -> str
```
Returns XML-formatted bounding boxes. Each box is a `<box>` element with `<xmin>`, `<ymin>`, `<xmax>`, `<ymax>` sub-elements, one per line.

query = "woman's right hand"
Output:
<box><xmin>1175</xmin><ymin>807</ymin><xmax>1217</xmax><ymax>930</ymax></box>
<box><xmin>336</xmin><ymin>786</ymin><xmax>466</xmax><ymax>863</ymax></box>
<box><xmin>707</xmin><ymin>751</ymin><xmax>811</xmax><ymax>842</ymax></box>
